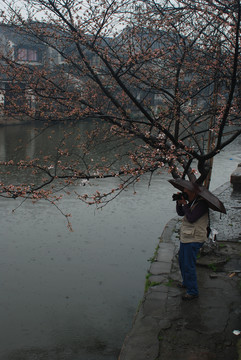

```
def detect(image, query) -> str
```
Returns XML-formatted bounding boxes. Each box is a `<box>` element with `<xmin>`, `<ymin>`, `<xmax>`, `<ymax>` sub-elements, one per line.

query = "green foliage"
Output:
<box><xmin>208</xmin><ymin>263</ymin><xmax>217</xmax><ymax>272</ymax></box>
<box><xmin>148</xmin><ymin>244</ymin><xmax>160</xmax><ymax>263</ymax></box>
<box><xmin>158</xmin><ymin>334</ymin><xmax>163</xmax><ymax>341</ymax></box>
<box><xmin>145</xmin><ymin>272</ymin><xmax>161</xmax><ymax>292</ymax></box>
<box><xmin>218</xmin><ymin>243</ymin><xmax>226</xmax><ymax>248</ymax></box>
<box><xmin>164</xmin><ymin>279</ymin><xmax>174</xmax><ymax>287</ymax></box>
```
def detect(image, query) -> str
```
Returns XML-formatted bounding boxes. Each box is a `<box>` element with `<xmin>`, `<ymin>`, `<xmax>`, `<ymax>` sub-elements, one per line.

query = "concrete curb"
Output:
<box><xmin>211</xmin><ymin>181</ymin><xmax>230</xmax><ymax>196</ymax></box>
<box><xmin>118</xmin><ymin>217</ymin><xmax>180</xmax><ymax>360</ymax></box>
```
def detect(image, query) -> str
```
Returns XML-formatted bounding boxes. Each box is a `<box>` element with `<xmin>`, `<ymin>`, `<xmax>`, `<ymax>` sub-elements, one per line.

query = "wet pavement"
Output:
<box><xmin>119</xmin><ymin>182</ymin><xmax>241</xmax><ymax>360</ymax></box>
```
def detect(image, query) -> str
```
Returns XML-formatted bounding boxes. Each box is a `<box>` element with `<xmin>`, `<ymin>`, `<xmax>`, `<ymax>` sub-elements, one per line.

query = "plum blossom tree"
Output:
<box><xmin>0</xmin><ymin>0</ymin><xmax>240</xmax><ymax>216</ymax></box>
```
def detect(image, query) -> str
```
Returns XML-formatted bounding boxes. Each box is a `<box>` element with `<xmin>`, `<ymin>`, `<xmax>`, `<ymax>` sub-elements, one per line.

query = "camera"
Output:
<box><xmin>172</xmin><ymin>192</ymin><xmax>189</xmax><ymax>201</ymax></box>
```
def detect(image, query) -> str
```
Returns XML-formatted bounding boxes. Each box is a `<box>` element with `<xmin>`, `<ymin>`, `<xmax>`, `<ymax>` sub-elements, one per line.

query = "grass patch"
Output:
<box><xmin>208</xmin><ymin>263</ymin><xmax>217</xmax><ymax>272</ymax></box>
<box><xmin>158</xmin><ymin>334</ymin><xmax>163</xmax><ymax>341</ymax></box>
<box><xmin>218</xmin><ymin>243</ymin><xmax>226</xmax><ymax>248</ymax></box>
<box><xmin>164</xmin><ymin>278</ymin><xmax>174</xmax><ymax>287</ymax></box>
<box><xmin>145</xmin><ymin>272</ymin><xmax>161</xmax><ymax>292</ymax></box>
<box><xmin>145</xmin><ymin>273</ymin><xmax>151</xmax><ymax>293</ymax></box>
<box><xmin>148</xmin><ymin>244</ymin><xmax>160</xmax><ymax>263</ymax></box>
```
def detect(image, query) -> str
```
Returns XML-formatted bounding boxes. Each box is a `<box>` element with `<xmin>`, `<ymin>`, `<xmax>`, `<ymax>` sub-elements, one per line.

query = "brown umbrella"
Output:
<box><xmin>168</xmin><ymin>178</ymin><xmax>226</xmax><ymax>214</ymax></box>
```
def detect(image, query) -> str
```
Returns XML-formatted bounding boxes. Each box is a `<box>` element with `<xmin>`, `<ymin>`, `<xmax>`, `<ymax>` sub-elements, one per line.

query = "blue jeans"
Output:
<box><xmin>178</xmin><ymin>242</ymin><xmax>203</xmax><ymax>296</ymax></box>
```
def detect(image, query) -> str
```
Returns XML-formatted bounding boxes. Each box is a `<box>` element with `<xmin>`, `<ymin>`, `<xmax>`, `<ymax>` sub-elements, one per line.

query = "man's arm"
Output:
<box><xmin>180</xmin><ymin>200</ymin><xmax>208</xmax><ymax>223</ymax></box>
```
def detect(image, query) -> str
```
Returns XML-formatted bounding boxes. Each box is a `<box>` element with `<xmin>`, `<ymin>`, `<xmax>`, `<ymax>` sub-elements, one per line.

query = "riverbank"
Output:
<box><xmin>119</xmin><ymin>181</ymin><xmax>241</xmax><ymax>360</ymax></box>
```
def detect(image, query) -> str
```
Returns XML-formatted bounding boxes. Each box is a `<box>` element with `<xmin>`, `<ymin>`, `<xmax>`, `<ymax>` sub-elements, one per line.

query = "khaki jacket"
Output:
<box><xmin>180</xmin><ymin>203</ymin><xmax>208</xmax><ymax>244</ymax></box>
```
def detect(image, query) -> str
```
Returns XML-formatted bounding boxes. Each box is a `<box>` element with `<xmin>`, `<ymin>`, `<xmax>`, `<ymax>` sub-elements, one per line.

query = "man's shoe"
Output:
<box><xmin>182</xmin><ymin>293</ymin><xmax>198</xmax><ymax>301</ymax></box>
<box><xmin>177</xmin><ymin>282</ymin><xmax>186</xmax><ymax>289</ymax></box>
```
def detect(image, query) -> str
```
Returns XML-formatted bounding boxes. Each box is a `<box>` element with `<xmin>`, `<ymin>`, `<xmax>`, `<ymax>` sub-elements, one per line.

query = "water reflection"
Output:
<box><xmin>0</xmin><ymin>123</ymin><xmax>240</xmax><ymax>360</ymax></box>
<box><xmin>0</xmin><ymin>121</ymin><xmax>133</xmax><ymax>191</ymax></box>
<box><xmin>0</xmin><ymin>121</ymin><xmax>130</xmax><ymax>163</ymax></box>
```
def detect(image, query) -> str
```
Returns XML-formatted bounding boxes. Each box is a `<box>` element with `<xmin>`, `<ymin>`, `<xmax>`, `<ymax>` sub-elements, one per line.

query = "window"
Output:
<box><xmin>17</xmin><ymin>48</ymin><xmax>38</xmax><ymax>62</ymax></box>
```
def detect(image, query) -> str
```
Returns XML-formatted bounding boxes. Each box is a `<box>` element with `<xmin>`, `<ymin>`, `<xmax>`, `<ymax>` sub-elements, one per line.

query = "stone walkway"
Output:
<box><xmin>119</xmin><ymin>182</ymin><xmax>241</xmax><ymax>360</ymax></box>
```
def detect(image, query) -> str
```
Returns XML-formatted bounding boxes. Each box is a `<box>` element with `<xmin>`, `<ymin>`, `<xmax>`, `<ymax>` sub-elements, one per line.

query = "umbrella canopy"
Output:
<box><xmin>168</xmin><ymin>178</ymin><xmax>226</xmax><ymax>214</ymax></box>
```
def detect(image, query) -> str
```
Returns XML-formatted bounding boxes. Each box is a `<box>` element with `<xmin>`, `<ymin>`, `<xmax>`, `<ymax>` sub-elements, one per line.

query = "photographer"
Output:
<box><xmin>175</xmin><ymin>188</ymin><xmax>209</xmax><ymax>300</ymax></box>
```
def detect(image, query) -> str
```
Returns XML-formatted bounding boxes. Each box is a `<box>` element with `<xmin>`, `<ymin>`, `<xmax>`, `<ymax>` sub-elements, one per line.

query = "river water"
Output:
<box><xmin>0</xmin><ymin>122</ymin><xmax>240</xmax><ymax>360</ymax></box>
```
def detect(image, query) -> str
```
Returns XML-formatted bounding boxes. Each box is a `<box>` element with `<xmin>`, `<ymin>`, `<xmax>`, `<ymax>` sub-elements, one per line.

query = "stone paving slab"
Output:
<box><xmin>149</xmin><ymin>261</ymin><xmax>172</xmax><ymax>275</ymax></box>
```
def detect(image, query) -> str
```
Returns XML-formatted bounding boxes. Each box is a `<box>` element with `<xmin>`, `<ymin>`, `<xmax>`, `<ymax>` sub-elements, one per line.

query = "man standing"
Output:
<box><xmin>176</xmin><ymin>188</ymin><xmax>209</xmax><ymax>300</ymax></box>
